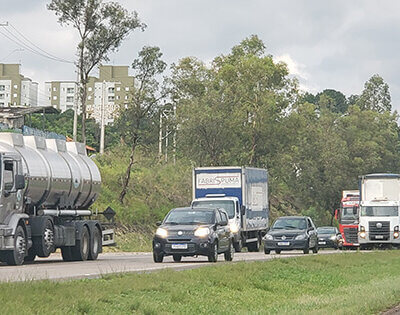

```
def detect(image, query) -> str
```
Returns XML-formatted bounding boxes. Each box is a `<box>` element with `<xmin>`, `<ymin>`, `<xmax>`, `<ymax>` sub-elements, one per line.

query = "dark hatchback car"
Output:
<box><xmin>264</xmin><ymin>216</ymin><xmax>318</xmax><ymax>254</ymax></box>
<box><xmin>316</xmin><ymin>226</ymin><xmax>343</xmax><ymax>249</ymax></box>
<box><xmin>153</xmin><ymin>207</ymin><xmax>234</xmax><ymax>263</ymax></box>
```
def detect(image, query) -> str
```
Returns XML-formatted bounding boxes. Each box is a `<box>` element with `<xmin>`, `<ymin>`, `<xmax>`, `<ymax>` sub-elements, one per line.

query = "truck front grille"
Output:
<box><xmin>369</xmin><ymin>221</ymin><xmax>390</xmax><ymax>240</ymax></box>
<box><xmin>343</xmin><ymin>228</ymin><xmax>358</xmax><ymax>243</ymax></box>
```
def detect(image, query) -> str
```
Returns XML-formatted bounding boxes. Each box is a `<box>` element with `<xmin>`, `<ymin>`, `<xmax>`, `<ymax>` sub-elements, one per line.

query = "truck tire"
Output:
<box><xmin>312</xmin><ymin>244</ymin><xmax>318</xmax><ymax>254</ymax></box>
<box><xmin>153</xmin><ymin>251</ymin><xmax>164</xmax><ymax>263</ymax></box>
<box><xmin>275</xmin><ymin>249</ymin><xmax>281</xmax><ymax>254</ymax></box>
<box><xmin>234</xmin><ymin>240</ymin><xmax>243</xmax><ymax>252</ymax></box>
<box><xmin>247</xmin><ymin>241</ymin><xmax>260</xmax><ymax>252</ymax></box>
<box><xmin>71</xmin><ymin>226</ymin><xmax>90</xmax><ymax>261</ymax></box>
<box><xmin>224</xmin><ymin>241</ymin><xmax>234</xmax><ymax>261</ymax></box>
<box><xmin>34</xmin><ymin>219</ymin><xmax>54</xmax><ymax>258</ymax></box>
<box><xmin>4</xmin><ymin>225</ymin><xmax>27</xmax><ymax>266</ymax></box>
<box><xmin>173</xmin><ymin>255</ymin><xmax>182</xmax><ymax>262</ymax></box>
<box><xmin>88</xmin><ymin>226</ymin><xmax>102</xmax><ymax>261</ymax></box>
<box><xmin>61</xmin><ymin>247</ymin><xmax>73</xmax><ymax>261</ymax></box>
<box><xmin>208</xmin><ymin>242</ymin><xmax>218</xmax><ymax>262</ymax></box>
<box><xmin>264</xmin><ymin>248</ymin><xmax>271</xmax><ymax>254</ymax></box>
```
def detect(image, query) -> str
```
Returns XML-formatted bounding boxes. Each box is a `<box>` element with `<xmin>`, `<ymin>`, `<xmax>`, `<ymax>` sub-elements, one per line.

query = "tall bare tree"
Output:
<box><xmin>48</xmin><ymin>0</ymin><xmax>145</xmax><ymax>143</ymax></box>
<box><xmin>116</xmin><ymin>46</ymin><xmax>168</xmax><ymax>204</ymax></box>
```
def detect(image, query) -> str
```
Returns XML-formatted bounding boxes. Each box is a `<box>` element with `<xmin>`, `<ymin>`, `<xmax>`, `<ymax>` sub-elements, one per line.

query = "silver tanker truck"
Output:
<box><xmin>0</xmin><ymin>132</ymin><xmax>114</xmax><ymax>265</ymax></box>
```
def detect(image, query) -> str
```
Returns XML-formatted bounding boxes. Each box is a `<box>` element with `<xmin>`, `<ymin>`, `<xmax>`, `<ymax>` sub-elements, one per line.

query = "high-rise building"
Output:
<box><xmin>44</xmin><ymin>81</ymin><xmax>77</xmax><ymax>112</ymax></box>
<box><xmin>0</xmin><ymin>64</ymin><xmax>38</xmax><ymax>107</ymax></box>
<box><xmin>45</xmin><ymin>65</ymin><xmax>133</xmax><ymax>125</ymax></box>
<box><xmin>86</xmin><ymin>65</ymin><xmax>134</xmax><ymax>125</ymax></box>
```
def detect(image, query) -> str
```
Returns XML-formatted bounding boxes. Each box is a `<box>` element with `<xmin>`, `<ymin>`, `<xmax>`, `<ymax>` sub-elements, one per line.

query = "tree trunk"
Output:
<box><xmin>119</xmin><ymin>141</ymin><xmax>137</xmax><ymax>204</ymax></box>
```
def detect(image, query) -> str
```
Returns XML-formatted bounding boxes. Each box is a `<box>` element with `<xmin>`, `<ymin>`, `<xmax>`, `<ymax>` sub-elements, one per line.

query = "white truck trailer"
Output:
<box><xmin>359</xmin><ymin>174</ymin><xmax>400</xmax><ymax>248</ymax></box>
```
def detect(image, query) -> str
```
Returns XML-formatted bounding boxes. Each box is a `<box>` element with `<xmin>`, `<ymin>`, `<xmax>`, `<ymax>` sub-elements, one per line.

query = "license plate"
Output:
<box><xmin>277</xmin><ymin>241</ymin><xmax>290</xmax><ymax>246</ymax></box>
<box><xmin>171</xmin><ymin>244</ymin><xmax>188</xmax><ymax>249</ymax></box>
<box><xmin>375</xmin><ymin>235</ymin><xmax>384</xmax><ymax>239</ymax></box>
<box><xmin>319</xmin><ymin>241</ymin><xmax>326</xmax><ymax>245</ymax></box>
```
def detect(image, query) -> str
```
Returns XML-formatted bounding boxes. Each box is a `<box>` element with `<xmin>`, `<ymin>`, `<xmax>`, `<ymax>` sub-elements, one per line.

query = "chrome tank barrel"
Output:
<box><xmin>0</xmin><ymin>133</ymin><xmax>101</xmax><ymax>209</ymax></box>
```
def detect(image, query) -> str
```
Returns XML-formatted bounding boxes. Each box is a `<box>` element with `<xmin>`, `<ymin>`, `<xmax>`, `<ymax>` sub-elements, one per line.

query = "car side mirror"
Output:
<box><xmin>241</xmin><ymin>205</ymin><xmax>246</xmax><ymax>215</ymax></box>
<box><xmin>15</xmin><ymin>175</ymin><xmax>25</xmax><ymax>190</ymax></box>
<box><xmin>156</xmin><ymin>221</ymin><xmax>162</xmax><ymax>226</ymax></box>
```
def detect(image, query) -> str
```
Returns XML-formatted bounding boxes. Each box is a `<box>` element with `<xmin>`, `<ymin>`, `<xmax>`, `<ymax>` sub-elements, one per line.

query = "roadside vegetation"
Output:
<box><xmin>1</xmin><ymin>251</ymin><xmax>400</xmax><ymax>314</ymax></box>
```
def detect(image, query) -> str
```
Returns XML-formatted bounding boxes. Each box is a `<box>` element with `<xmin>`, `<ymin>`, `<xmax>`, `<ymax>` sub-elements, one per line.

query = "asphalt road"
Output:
<box><xmin>0</xmin><ymin>249</ymin><xmax>340</xmax><ymax>282</ymax></box>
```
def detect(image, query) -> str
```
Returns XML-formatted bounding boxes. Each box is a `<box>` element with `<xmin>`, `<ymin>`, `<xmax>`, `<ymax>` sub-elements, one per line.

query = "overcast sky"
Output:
<box><xmin>1</xmin><ymin>0</ymin><xmax>400</xmax><ymax>110</ymax></box>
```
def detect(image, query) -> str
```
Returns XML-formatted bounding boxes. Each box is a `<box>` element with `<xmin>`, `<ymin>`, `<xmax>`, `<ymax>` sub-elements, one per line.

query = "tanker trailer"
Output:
<box><xmin>0</xmin><ymin>133</ymin><xmax>114</xmax><ymax>265</ymax></box>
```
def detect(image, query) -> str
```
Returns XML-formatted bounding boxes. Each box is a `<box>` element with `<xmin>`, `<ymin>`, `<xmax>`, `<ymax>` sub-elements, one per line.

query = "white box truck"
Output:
<box><xmin>358</xmin><ymin>174</ymin><xmax>400</xmax><ymax>248</ymax></box>
<box><xmin>191</xmin><ymin>167</ymin><xmax>269</xmax><ymax>252</ymax></box>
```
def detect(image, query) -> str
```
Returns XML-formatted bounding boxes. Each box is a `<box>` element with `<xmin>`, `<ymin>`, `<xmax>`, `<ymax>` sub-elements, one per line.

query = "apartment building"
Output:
<box><xmin>0</xmin><ymin>64</ymin><xmax>38</xmax><ymax>107</ymax></box>
<box><xmin>86</xmin><ymin>65</ymin><xmax>134</xmax><ymax>125</ymax></box>
<box><xmin>44</xmin><ymin>81</ymin><xmax>77</xmax><ymax>112</ymax></box>
<box><xmin>45</xmin><ymin>65</ymin><xmax>133</xmax><ymax>125</ymax></box>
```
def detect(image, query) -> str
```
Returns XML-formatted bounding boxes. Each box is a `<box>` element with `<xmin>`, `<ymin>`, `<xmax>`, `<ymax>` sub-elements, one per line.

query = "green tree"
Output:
<box><xmin>48</xmin><ymin>0</ymin><xmax>145</xmax><ymax>143</ymax></box>
<box><xmin>116</xmin><ymin>46</ymin><xmax>168</xmax><ymax>204</ymax></box>
<box><xmin>316</xmin><ymin>89</ymin><xmax>348</xmax><ymax>113</ymax></box>
<box><xmin>357</xmin><ymin>74</ymin><xmax>392</xmax><ymax>113</ymax></box>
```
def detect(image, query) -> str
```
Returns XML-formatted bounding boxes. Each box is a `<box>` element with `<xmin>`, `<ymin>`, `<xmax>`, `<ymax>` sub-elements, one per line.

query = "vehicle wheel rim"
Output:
<box><xmin>16</xmin><ymin>233</ymin><xmax>26</xmax><ymax>257</ymax></box>
<box><xmin>82</xmin><ymin>233</ymin><xmax>89</xmax><ymax>255</ymax></box>
<box><xmin>44</xmin><ymin>228</ymin><xmax>54</xmax><ymax>251</ymax></box>
<box><xmin>93</xmin><ymin>231</ymin><xmax>99</xmax><ymax>254</ymax></box>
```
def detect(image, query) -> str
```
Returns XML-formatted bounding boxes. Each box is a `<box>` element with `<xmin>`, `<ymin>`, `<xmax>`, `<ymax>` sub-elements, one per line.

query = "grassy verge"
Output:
<box><xmin>2</xmin><ymin>251</ymin><xmax>400</xmax><ymax>314</ymax></box>
<box><xmin>104</xmin><ymin>225</ymin><xmax>153</xmax><ymax>253</ymax></box>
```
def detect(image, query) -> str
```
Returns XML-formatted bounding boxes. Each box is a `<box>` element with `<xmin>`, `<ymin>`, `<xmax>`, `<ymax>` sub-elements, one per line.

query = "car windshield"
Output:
<box><xmin>317</xmin><ymin>227</ymin><xmax>335</xmax><ymax>234</ymax></box>
<box><xmin>272</xmin><ymin>218</ymin><xmax>307</xmax><ymax>230</ymax></box>
<box><xmin>164</xmin><ymin>209</ymin><xmax>215</xmax><ymax>225</ymax></box>
<box><xmin>341</xmin><ymin>207</ymin><xmax>357</xmax><ymax>220</ymax></box>
<box><xmin>360</xmin><ymin>206</ymin><xmax>398</xmax><ymax>217</ymax></box>
<box><xmin>192</xmin><ymin>200</ymin><xmax>235</xmax><ymax>219</ymax></box>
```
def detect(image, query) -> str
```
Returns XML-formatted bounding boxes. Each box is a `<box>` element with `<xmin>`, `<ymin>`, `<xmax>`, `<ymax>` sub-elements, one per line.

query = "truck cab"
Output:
<box><xmin>336</xmin><ymin>191</ymin><xmax>359</xmax><ymax>248</ymax></box>
<box><xmin>358</xmin><ymin>174</ymin><xmax>400</xmax><ymax>248</ymax></box>
<box><xmin>191</xmin><ymin>196</ymin><xmax>242</xmax><ymax>250</ymax></box>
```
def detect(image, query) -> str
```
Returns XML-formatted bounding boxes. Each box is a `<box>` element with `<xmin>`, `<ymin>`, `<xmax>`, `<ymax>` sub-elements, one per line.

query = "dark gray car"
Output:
<box><xmin>264</xmin><ymin>216</ymin><xmax>318</xmax><ymax>254</ymax></box>
<box><xmin>153</xmin><ymin>207</ymin><xmax>234</xmax><ymax>263</ymax></box>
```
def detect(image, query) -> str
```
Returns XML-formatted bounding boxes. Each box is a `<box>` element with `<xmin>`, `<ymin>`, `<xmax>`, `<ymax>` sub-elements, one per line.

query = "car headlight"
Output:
<box><xmin>194</xmin><ymin>227</ymin><xmax>210</xmax><ymax>238</ymax></box>
<box><xmin>330</xmin><ymin>235</ymin><xmax>337</xmax><ymax>241</ymax></box>
<box><xmin>155</xmin><ymin>227</ymin><xmax>168</xmax><ymax>238</ymax></box>
<box><xmin>265</xmin><ymin>234</ymin><xmax>273</xmax><ymax>241</ymax></box>
<box><xmin>229</xmin><ymin>222</ymin><xmax>239</xmax><ymax>234</ymax></box>
<box><xmin>295</xmin><ymin>234</ymin><xmax>306</xmax><ymax>240</ymax></box>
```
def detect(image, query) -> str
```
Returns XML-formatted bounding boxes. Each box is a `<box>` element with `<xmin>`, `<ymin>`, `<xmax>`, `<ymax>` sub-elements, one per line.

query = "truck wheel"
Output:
<box><xmin>234</xmin><ymin>240</ymin><xmax>242</xmax><ymax>252</ymax></box>
<box><xmin>303</xmin><ymin>244</ymin><xmax>310</xmax><ymax>254</ymax></box>
<box><xmin>264</xmin><ymin>248</ymin><xmax>271</xmax><ymax>254</ymax></box>
<box><xmin>4</xmin><ymin>225</ymin><xmax>27</xmax><ymax>266</ymax></box>
<box><xmin>224</xmin><ymin>241</ymin><xmax>234</xmax><ymax>261</ymax></box>
<box><xmin>208</xmin><ymin>243</ymin><xmax>218</xmax><ymax>262</ymax></box>
<box><xmin>312</xmin><ymin>244</ymin><xmax>318</xmax><ymax>254</ymax></box>
<box><xmin>71</xmin><ymin>226</ymin><xmax>90</xmax><ymax>261</ymax></box>
<box><xmin>247</xmin><ymin>241</ymin><xmax>260</xmax><ymax>252</ymax></box>
<box><xmin>34</xmin><ymin>219</ymin><xmax>54</xmax><ymax>258</ymax></box>
<box><xmin>173</xmin><ymin>255</ymin><xmax>182</xmax><ymax>262</ymax></box>
<box><xmin>275</xmin><ymin>249</ymin><xmax>281</xmax><ymax>254</ymax></box>
<box><xmin>153</xmin><ymin>251</ymin><xmax>164</xmax><ymax>263</ymax></box>
<box><xmin>88</xmin><ymin>227</ymin><xmax>102</xmax><ymax>261</ymax></box>
<box><xmin>61</xmin><ymin>247</ymin><xmax>73</xmax><ymax>261</ymax></box>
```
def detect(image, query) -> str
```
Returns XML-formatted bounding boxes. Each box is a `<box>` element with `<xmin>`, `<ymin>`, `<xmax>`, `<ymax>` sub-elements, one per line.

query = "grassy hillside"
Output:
<box><xmin>1</xmin><ymin>251</ymin><xmax>400</xmax><ymax>313</ymax></box>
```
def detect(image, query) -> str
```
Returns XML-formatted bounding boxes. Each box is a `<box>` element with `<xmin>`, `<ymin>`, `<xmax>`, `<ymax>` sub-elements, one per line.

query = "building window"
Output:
<box><xmin>108</xmin><ymin>87</ymin><xmax>115</xmax><ymax>94</ymax></box>
<box><xmin>124</xmin><ymin>95</ymin><xmax>129</xmax><ymax>100</ymax></box>
<box><xmin>0</xmin><ymin>94</ymin><xmax>4</xmax><ymax>100</ymax></box>
<box><xmin>53</xmin><ymin>87</ymin><xmax>57</xmax><ymax>91</ymax></box>
<box><xmin>13</xmin><ymin>93</ymin><xmax>17</xmax><ymax>98</ymax></box>
<box><xmin>116</xmin><ymin>87</ymin><xmax>121</xmax><ymax>91</ymax></box>
<box><xmin>116</xmin><ymin>95</ymin><xmax>120</xmax><ymax>100</ymax></box>
<box><xmin>0</xmin><ymin>103</ymin><xmax>4</xmax><ymax>107</ymax></box>
<box><xmin>108</xmin><ymin>95</ymin><xmax>115</xmax><ymax>102</ymax></box>
<box><xmin>67</xmin><ymin>88</ymin><xmax>74</xmax><ymax>94</ymax></box>
<box><xmin>88</xmin><ymin>87</ymin><xmax>92</xmax><ymax>92</ymax></box>
<box><xmin>13</xmin><ymin>84</ymin><xmax>17</xmax><ymax>89</ymax></box>
<box><xmin>88</xmin><ymin>95</ymin><xmax>92</xmax><ymax>100</ymax></box>
<box><xmin>125</xmin><ymin>87</ymin><xmax>129</xmax><ymax>91</ymax></box>
<box><xmin>0</xmin><ymin>85</ymin><xmax>6</xmax><ymax>91</ymax></box>
<box><xmin>53</xmin><ymin>96</ymin><xmax>57</xmax><ymax>100</ymax></box>
<box><xmin>66</xmin><ymin>96</ymin><xmax>74</xmax><ymax>102</ymax></box>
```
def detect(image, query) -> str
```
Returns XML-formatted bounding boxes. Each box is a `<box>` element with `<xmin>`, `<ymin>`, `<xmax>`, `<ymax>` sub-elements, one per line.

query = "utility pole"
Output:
<box><xmin>158</xmin><ymin>111</ymin><xmax>163</xmax><ymax>160</ymax></box>
<box><xmin>99</xmin><ymin>81</ymin><xmax>106</xmax><ymax>154</ymax></box>
<box><xmin>73</xmin><ymin>64</ymin><xmax>79</xmax><ymax>141</ymax></box>
<box><xmin>173</xmin><ymin>103</ymin><xmax>177</xmax><ymax>165</ymax></box>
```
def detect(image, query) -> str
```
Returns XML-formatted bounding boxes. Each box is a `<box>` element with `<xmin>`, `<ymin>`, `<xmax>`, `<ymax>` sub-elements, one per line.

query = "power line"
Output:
<box><xmin>0</xmin><ymin>24</ymin><xmax>74</xmax><ymax>64</ymax></box>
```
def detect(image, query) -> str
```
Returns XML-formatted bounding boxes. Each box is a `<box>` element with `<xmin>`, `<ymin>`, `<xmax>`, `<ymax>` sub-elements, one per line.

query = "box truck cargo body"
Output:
<box><xmin>358</xmin><ymin>174</ymin><xmax>400</xmax><ymax>247</ymax></box>
<box><xmin>192</xmin><ymin>167</ymin><xmax>268</xmax><ymax>252</ymax></box>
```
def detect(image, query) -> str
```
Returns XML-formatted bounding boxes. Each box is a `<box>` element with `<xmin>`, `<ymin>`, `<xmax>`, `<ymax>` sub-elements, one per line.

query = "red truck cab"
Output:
<box><xmin>336</xmin><ymin>190</ymin><xmax>359</xmax><ymax>248</ymax></box>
